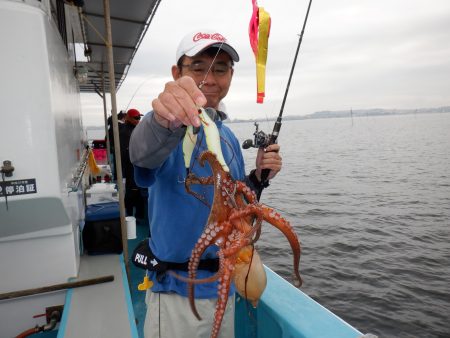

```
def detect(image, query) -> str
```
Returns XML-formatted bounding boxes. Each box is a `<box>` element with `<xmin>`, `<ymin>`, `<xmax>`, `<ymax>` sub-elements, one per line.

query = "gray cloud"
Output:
<box><xmin>81</xmin><ymin>0</ymin><xmax>450</xmax><ymax>126</ymax></box>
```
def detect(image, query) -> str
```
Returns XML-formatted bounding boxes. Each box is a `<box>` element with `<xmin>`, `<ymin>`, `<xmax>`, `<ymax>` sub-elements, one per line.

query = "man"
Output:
<box><xmin>129</xmin><ymin>29</ymin><xmax>282</xmax><ymax>338</ymax></box>
<box><xmin>120</xmin><ymin>108</ymin><xmax>146</xmax><ymax>220</ymax></box>
<box><xmin>106</xmin><ymin>110</ymin><xmax>125</xmax><ymax>181</ymax></box>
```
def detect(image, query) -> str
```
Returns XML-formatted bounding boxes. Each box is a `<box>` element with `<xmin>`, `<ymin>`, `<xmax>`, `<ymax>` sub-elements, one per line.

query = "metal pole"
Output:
<box><xmin>102</xmin><ymin>0</ymin><xmax>129</xmax><ymax>279</ymax></box>
<box><xmin>0</xmin><ymin>276</ymin><xmax>114</xmax><ymax>301</ymax></box>
<box><xmin>101</xmin><ymin>64</ymin><xmax>112</xmax><ymax>167</ymax></box>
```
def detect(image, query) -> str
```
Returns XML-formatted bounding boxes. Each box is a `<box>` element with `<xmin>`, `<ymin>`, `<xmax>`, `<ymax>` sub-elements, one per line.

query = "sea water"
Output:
<box><xmin>90</xmin><ymin>112</ymin><xmax>449</xmax><ymax>337</ymax></box>
<box><xmin>232</xmin><ymin>112</ymin><xmax>450</xmax><ymax>338</ymax></box>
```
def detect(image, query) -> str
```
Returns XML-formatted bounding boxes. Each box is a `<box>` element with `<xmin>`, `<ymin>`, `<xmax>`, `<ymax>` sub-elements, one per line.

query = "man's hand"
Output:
<box><xmin>152</xmin><ymin>76</ymin><xmax>207</xmax><ymax>129</ymax></box>
<box><xmin>255</xmin><ymin>144</ymin><xmax>282</xmax><ymax>181</ymax></box>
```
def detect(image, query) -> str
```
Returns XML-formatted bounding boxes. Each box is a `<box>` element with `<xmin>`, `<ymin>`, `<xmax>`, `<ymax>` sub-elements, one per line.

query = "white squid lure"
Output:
<box><xmin>182</xmin><ymin>107</ymin><xmax>230</xmax><ymax>172</ymax></box>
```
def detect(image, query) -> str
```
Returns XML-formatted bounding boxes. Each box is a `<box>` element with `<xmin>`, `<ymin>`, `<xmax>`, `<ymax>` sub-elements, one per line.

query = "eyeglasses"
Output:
<box><xmin>181</xmin><ymin>61</ymin><xmax>232</xmax><ymax>77</ymax></box>
<box><xmin>133</xmin><ymin>116</ymin><xmax>141</xmax><ymax>121</ymax></box>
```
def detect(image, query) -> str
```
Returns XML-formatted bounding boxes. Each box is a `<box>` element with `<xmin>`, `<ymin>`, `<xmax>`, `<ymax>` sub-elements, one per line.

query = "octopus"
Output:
<box><xmin>171</xmin><ymin>108</ymin><xmax>302</xmax><ymax>338</ymax></box>
<box><xmin>180</xmin><ymin>156</ymin><xmax>301</xmax><ymax>337</ymax></box>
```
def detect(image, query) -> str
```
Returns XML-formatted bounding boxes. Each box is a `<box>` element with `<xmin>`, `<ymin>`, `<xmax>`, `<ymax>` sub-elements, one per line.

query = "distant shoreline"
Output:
<box><xmin>85</xmin><ymin>106</ymin><xmax>450</xmax><ymax>130</ymax></box>
<box><xmin>228</xmin><ymin>106</ymin><xmax>450</xmax><ymax>123</ymax></box>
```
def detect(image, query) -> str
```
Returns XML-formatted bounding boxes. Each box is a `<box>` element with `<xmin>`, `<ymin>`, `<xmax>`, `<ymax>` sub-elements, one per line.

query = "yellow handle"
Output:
<box><xmin>138</xmin><ymin>276</ymin><xmax>153</xmax><ymax>291</ymax></box>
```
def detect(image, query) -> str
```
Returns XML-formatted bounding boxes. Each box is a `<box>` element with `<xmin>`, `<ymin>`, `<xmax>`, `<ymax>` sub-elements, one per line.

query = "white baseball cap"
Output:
<box><xmin>175</xmin><ymin>29</ymin><xmax>240</xmax><ymax>63</ymax></box>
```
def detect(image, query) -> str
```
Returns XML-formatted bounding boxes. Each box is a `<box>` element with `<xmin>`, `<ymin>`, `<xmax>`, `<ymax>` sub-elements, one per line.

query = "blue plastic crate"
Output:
<box><xmin>85</xmin><ymin>202</ymin><xmax>120</xmax><ymax>222</ymax></box>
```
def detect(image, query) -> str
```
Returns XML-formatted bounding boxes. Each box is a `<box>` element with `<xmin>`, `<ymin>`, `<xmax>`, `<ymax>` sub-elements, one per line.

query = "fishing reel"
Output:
<box><xmin>242</xmin><ymin>122</ymin><xmax>271</xmax><ymax>149</ymax></box>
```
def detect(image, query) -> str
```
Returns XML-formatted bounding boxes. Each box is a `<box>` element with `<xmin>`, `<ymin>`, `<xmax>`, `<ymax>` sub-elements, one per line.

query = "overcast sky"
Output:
<box><xmin>81</xmin><ymin>0</ymin><xmax>450</xmax><ymax>126</ymax></box>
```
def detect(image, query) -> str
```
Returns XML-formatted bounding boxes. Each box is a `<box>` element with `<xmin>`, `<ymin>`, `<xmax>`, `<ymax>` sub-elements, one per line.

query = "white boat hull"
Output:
<box><xmin>0</xmin><ymin>1</ymin><xmax>85</xmax><ymax>336</ymax></box>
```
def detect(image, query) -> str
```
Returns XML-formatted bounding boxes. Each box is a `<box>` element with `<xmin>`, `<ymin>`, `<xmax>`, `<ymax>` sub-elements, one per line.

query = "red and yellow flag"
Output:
<box><xmin>249</xmin><ymin>0</ymin><xmax>271</xmax><ymax>103</ymax></box>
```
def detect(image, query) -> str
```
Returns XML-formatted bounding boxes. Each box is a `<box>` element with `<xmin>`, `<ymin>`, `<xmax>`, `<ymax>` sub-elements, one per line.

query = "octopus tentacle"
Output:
<box><xmin>210</xmin><ymin>235</ymin><xmax>254</xmax><ymax>336</ymax></box>
<box><xmin>198</xmin><ymin>150</ymin><xmax>226</xmax><ymax>172</ymax></box>
<box><xmin>248</xmin><ymin>217</ymin><xmax>263</xmax><ymax>244</ymax></box>
<box><xmin>185</xmin><ymin>173</ymin><xmax>215</xmax><ymax>206</ymax></box>
<box><xmin>229</xmin><ymin>204</ymin><xmax>302</xmax><ymax>286</ymax></box>
<box><xmin>228</xmin><ymin>214</ymin><xmax>262</xmax><ymax>247</ymax></box>
<box><xmin>235</xmin><ymin>181</ymin><xmax>258</xmax><ymax>204</ymax></box>
<box><xmin>229</xmin><ymin>209</ymin><xmax>263</xmax><ymax>245</ymax></box>
<box><xmin>233</xmin><ymin>183</ymin><xmax>263</xmax><ymax>244</ymax></box>
<box><xmin>166</xmin><ymin>270</ymin><xmax>220</xmax><ymax>285</ymax></box>
<box><xmin>190</xmin><ymin>230</ymin><xmax>249</xmax><ymax>322</ymax></box>
<box><xmin>260</xmin><ymin>205</ymin><xmax>302</xmax><ymax>286</ymax></box>
<box><xmin>211</xmin><ymin>256</ymin><xmax>234</xmax><ymax>338</ymax></box>
<box><xmin>185</xmin><ymin>173</ymin><xmax>215</xmax><ymax>191</ymax></box>
<box><xmin>222</xmin><ymin>233</ymin><xmax>254</xmax><ymax>257</ymax></box>
<box><xmin>187</xmin><ymin>221</ymin><xmax>228</xmax><ymax>320</ymax></box>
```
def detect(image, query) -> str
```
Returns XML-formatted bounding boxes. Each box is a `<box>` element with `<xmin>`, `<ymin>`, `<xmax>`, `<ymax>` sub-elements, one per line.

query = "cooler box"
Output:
<box><xmin>86</xmin><ymin>183</ymin><xmax>118</xmax><ymax>205</ymax></box>
<box><xmin>92</xmin><ymin>139</ymin><xmax>108</xmax><ymax>165</ymax></box>
<box><xmin>82</xmin><ymin>202</ymin><xmax>122</xmax><ymax>255</ymax></box>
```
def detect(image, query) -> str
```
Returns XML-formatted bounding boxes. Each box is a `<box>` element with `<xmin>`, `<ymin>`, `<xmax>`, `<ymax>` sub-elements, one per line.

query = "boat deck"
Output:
<box><xmin>28</xmin><ymin>221</ymin><xmax>365</xmax><ymax>338</ymax></box>
<box><xmin>57</xmin><ymin>254</ymin><xmax>139</xmax><ymax>338</ymax></box>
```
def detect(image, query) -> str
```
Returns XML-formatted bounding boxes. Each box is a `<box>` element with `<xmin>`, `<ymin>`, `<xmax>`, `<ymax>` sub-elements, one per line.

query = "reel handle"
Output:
<box><xmin>257</xmin><ymin>130</ymin><xmax>279</xmax><ymax>199</ymax></box>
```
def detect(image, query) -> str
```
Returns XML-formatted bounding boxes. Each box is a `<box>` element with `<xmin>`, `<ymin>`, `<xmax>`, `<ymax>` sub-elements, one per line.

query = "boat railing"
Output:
<box><xmin>69</xmin><ymin>146</ymin><xmax>90</xmax><ymax>192</ymax></box>
<box><xmin>235</xmin><ymin>266</ymin><xmax>366</xmax><ymax>338</ymax></box>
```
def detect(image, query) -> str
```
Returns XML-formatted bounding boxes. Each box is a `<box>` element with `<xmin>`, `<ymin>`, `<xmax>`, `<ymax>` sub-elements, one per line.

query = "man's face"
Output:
<box><xmin>173</xmin><ymin>50</ymin><xmax>234</xmax><ymax>109</ymax></box>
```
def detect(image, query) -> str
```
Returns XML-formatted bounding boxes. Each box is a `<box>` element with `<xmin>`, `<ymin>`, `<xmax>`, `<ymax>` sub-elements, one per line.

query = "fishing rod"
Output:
<box><xmin>242</xmin><ymin>0</ymin><xmax>313</xmax><ymax>199</ymax></box>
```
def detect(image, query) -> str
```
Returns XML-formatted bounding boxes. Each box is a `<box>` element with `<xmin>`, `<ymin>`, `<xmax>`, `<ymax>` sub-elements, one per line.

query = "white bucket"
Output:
<box><xmin>126</xmin><ymin>216</ymin><xmax>136</xmax><ymax>239</ymax></box>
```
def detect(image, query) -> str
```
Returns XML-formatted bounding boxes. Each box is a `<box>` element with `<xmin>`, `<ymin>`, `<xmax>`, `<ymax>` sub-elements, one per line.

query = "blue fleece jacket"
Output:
<box><xmin>132</xmin><ymin>111</ymin><xmax>246</xmax><ymax>298</ymax></box>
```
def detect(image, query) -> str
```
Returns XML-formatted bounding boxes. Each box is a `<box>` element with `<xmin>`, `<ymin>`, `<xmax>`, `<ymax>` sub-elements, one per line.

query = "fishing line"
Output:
<box><xmin>186</xmin><ymin>130</ymin><xmax>211</xmax><ymax>208</ymax></box>
<box><xmin>244</xmin><ymin>244</ymin><xmax>255</xmax><ymax>296</ymax></box>
<box><xmin>221</xmin><ymin>136</ymin><xmax>237</xmax><ymax>168</ymax></box>
<box><xmin>265</xmin><ymin>35</ymin><xmax>302</xmax><ymax>126</ymax></box>
<box><xmin>256</xmin><ymin>200</ymin><xmax>291</xmax><ymax>219</ymax></box>
<box><xmin>125</xmin><ymin>77</ymin><xmax>152</xmax><ymax>111</ymax></box>
<box><xmin>186</xmin><ymin>128</ymin><xmax>238</xmax><ymax>208</ymax></box>
<box><xmin>158</xmin><ymin>293</ymin><xmax>161</xmax><ymax>338</ymax></box>
<box><xmin>198</xmin><ymin>41</ymin><xmax>225</xmax><ymax>89</ymax></box>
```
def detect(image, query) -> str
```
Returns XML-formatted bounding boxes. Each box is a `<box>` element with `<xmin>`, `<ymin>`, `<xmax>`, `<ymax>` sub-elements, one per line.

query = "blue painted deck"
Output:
<box><xmin>28</xmin><ymin>220</ymin><xmax>148</xmax><ymax>338</ymax></box>
<box><xmin>128</xmin><ymin>221</ymin><xmax>149</xmax><ymax>337</ymax></box>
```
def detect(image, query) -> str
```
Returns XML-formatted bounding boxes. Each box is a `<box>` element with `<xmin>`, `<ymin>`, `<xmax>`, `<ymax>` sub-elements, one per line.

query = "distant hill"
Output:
<box><xmin>229</xmin><ymin>106</ymin><xmax>450</xmax><ymax>123</ymax></box>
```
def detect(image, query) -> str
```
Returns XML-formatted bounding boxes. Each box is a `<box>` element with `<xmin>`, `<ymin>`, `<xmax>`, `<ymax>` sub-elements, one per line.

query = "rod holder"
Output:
<box><xmin>1</xmin><ymin>160</ymin><xmax>14</xmax><ymax>177</ymax></box>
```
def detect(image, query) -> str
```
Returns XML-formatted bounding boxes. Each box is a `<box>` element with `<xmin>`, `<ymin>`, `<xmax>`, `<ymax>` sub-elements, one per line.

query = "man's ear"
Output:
<box><xmin>172</xmin><ymin>65</ymin><xmax>181</xmax><ymax>80</ymax></box>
